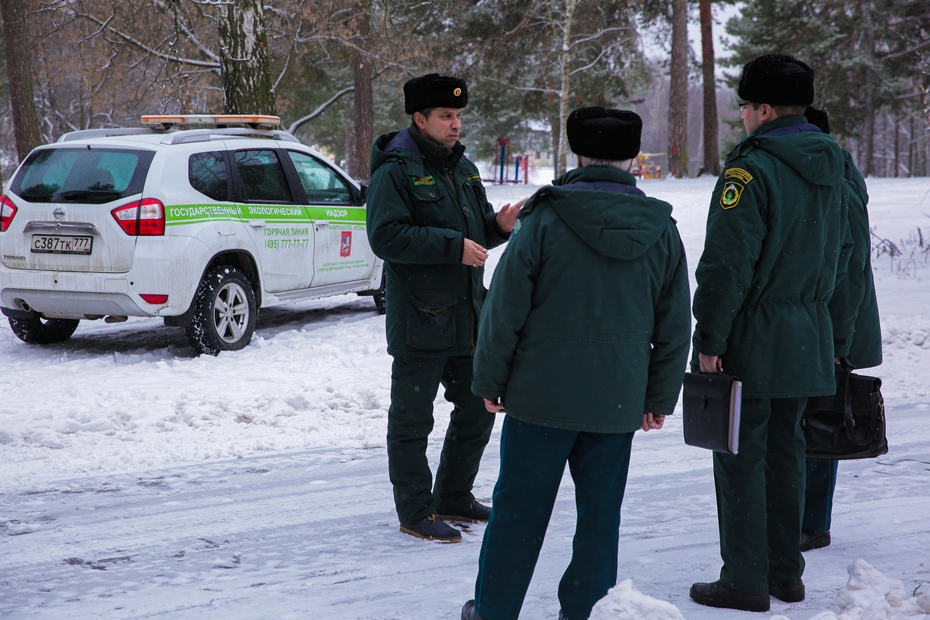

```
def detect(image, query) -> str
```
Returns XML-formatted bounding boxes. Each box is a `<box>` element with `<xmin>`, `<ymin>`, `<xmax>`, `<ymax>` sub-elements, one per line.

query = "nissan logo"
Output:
<box><xmin>53</xmin><ymin>207</ymin><xmax>65</xmax><ymax>220</ymax></box>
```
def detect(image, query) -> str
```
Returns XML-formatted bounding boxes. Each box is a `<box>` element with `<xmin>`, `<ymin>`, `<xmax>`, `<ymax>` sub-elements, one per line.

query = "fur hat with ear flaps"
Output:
<box><xmin>738</xmin><ymin>54</ymin><xmax>815</xmax><ymax>106</ymax></box>
<box><xmin>403</xmin><ymin>74</ymin><xmax>468</xmax><ymax>114</ymax></box>
<box><xmin>566</xmin><ymin>107</ymin><xmax>642</xmax><ymax>161</ymax></box>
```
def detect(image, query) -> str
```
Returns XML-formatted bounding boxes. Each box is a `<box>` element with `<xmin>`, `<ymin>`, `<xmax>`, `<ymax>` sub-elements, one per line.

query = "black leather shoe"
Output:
<box><xmin>690</xmin><ymin>581</ymin><xmax>770</xmax><ymax>612</ymax></box>
<box><xmin>800</xmin><ymin>530</ymin><xmax>831</xmax><ymax>551</ymax></box>
<box><xmin>399</xmin><ymin>515</ymin><xmax>462</xmax><ymax>542</ymax></box>
<box><xmin>461</xmin><ymin>600</ymin><xmax>484</xmax><ymax>620</ymax></box>
<box><xmin>438</xmin><ymin>501</ymin><xmax>492</xmax><ymax>523</ymax></box>
<box><xmin>769</xmin><ymin>578</ymin><xmax>805</xmax><ymax>603</ymax></box>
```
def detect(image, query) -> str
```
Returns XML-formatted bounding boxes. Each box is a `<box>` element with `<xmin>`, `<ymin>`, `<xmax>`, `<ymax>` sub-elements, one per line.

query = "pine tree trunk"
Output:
<box><xmin>217</xmin><ymin>0</ymin><xmax>276</xmax><ymax>115</ymax></box>
<box><xmin>1</xmin><ymin>0</ymin><xmax>42</xmax><ymax>162</ymax></box>
<box><xmin>350</xmin><ymin>0</ymin><xmax>373</xmax><ymax>182</ymax></box>
<box><xmin>699</xmin><ymin>0</ymin><xmax>720</xmax><ymax>176</ymax></box>
<box><xmin>668</xmin><ymin>0</ymin><xmax>689</xmax><ymax>178</ymax></box>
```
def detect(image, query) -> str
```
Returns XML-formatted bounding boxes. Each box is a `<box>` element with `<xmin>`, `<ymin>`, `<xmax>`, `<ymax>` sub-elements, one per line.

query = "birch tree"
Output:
<box><xmin>217</xmin><ymin>0</ymin><xmax>275</xmax><ymax>114</ymax></box>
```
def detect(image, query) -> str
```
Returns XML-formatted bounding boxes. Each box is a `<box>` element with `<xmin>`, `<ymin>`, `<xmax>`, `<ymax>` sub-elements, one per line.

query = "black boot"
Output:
<box><xmin>399</xmin><ymin>515</ymin><xmax>462</xmax><ymax>542</ymax></box>
<box><xmin>800</xmin><ymin>530</ymin><xmax>831</xmax><ymax>551</ymax></box>
<box><xmin>690</xmin><ymin>581</ymin><xmax>770</xmax><ymax>612</ymax></box>
<box><xmin>770</xmin><ymin>578</ymin><xmax>805</xmax><ymax>603</ymax></box>
<box><xmin>438</xmin><ymin>500</ymin><xmax>492</xmax><ymax>523</ymax></box>
<box><xmin>461</xmin><ymin>600</ymin><xmax>484</xmax><ymax>620</ymax></box>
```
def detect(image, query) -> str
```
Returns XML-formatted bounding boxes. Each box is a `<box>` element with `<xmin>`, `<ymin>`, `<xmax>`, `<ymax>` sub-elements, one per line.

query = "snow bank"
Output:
<box><xmin>805</xmin><ymin>560</ymin><xmax>930</xmax><ymax>620</ymax></box>
<box><xmin>589</xmin><ymin>579</ymin><xmax>685</xmax><ymax>620</ymax></box>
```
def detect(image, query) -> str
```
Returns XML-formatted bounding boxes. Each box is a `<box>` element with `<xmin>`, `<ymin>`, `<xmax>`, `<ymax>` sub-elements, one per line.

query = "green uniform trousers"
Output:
<box><xmin>804</xmin><ymin>459</ymin><xmax>838</xmax><ymax>532</ymax></box>
<box><xmin>386</xmin><ymin>354</ymin><xmax>495</xmax><ymax>524</ymax></box>
<box><xmin>713</xmin><ymin>397</ymin><xmax>806</xmax><ymax>593</ymax></box>
<box><xmin>475</xmin><ymin>415</ymin><xmax>634</xmax><ymax>620</ymax></box>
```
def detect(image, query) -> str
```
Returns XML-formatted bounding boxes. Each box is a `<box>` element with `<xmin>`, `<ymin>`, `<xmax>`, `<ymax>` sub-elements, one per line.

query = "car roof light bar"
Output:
<box><xmin>141</xmin><ymin>114</ymin><xmax>282</xmax><ymax>128</ymax></box>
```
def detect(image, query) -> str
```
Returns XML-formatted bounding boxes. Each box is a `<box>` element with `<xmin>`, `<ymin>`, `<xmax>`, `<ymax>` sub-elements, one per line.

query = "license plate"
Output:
<box><xmin>31</xmin><ymin>235</ymin><xmax>94</xmax><ymax>255</ymax></box>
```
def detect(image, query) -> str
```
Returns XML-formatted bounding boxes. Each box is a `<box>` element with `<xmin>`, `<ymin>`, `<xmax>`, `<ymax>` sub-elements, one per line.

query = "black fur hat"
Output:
<box><xmin>804</xmin><ymin>106</ymin><xmax>830</xmax><ymax>134</ymax></box>
<box><xmin>738</xmin><ymin>54</ymin><xmax>814</xmax><ymax>106</ymax></box>
<box><xmin>566</xmin><ymin>107</ymin><xmax>642</xmax><ymax>161</ymax></box>
<box><xmin>403</xmin><ymin>74</ymin><xmax>468</xmax><ymax>114</ymax></box>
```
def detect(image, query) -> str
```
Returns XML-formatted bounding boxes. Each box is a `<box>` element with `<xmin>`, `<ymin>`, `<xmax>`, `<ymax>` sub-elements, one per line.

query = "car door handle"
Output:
<box><xmin>24</xmin><ymin>221</ymin><xmax>99</xmax><ymax>234</ymax></box>
<box><xmin>249</xmin><ymin>220</ymin><xmax>265</xmax><ymax>228</ymax></box>
<box><xmin>315</xmin><ymin>221</ymin><xmax>329</xmax><ymax>229</ymax></box>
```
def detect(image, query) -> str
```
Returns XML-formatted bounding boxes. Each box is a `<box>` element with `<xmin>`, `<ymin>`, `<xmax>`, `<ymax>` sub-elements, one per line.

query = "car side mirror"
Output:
<box><xmin>356</xmin><ymin>183</ymin><xmax>368</xmax><ymax>206</ymax></box>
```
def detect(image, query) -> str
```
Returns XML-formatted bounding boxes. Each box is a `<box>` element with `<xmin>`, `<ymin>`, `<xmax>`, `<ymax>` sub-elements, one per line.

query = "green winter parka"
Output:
<box><xmin>827</xmin><ymin>151</ymin><xmax>882</xmax><ymax>369</ymax></box>
<box><xmin>367</xmin><ymin>125</ymin><xmax>508</xmax><ymax>358</ymax></box>
<box><xmin>692</xmin><ymin>116</ymin><xmax>855</xmax><ymax>398</ymax></box>
<box><xmin>472</xmin><ymin>166</ymin><xmax>692</xmax><ymax>433</ymax></box>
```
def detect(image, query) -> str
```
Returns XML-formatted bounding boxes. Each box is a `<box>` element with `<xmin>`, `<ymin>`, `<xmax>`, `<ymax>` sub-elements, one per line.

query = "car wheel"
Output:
<box><xmin>8</xmin><ymin>314</ymin><xmax>80</xmax><ymax>345</ymax></box>
<box><xmin>373</xmin><ymin>274</ymin><xmax>386</xmax><ymax>315</ymax></box>
<box><xmin>185</xmin><ymin>266</ymin><xmax>257</xmax><ymax>356</ymax></box>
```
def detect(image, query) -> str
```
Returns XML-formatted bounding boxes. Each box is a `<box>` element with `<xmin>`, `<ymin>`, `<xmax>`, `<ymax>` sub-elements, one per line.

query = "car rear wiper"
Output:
<box><xmin>56</xmin><ymin>189</ymin><xmax>123</xmax><ymax>203</ymax></box>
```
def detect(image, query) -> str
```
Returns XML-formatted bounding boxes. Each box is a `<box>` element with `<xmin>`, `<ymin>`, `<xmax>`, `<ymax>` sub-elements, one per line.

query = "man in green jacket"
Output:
<box><xmin>461</xmin><ymin>107</ymin><xmax>691</xmax><ymax>620</ymax></box>
<box><xmin>367</xmin><ymin>74</ymin><xmax>519</xmax><ymax>543</ymax></box>
<box><xmin>801</xmin><ymin>107</ymin><xmax>883</xmax><ymax>553</ymax></box>
<box><xmin>690</xmin><ymin>55</ymin><xmax>854</xmax><ymax>612</ymax></box>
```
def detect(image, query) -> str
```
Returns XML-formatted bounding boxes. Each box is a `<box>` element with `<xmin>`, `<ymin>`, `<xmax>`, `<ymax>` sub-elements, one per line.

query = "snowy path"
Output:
<box><xmin>1</xmin><ymin>177</ymin><xmax>929</xmax><ymax>619</ymax></box>
<box><xmin>1</xmin><ymin>402</ymin><xmax>928</xmax><ymax>619</ymax></box>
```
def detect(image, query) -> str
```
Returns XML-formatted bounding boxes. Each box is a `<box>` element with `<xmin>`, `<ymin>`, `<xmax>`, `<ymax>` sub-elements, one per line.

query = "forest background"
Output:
<box><xmin>0</xmin><ymin>0</ymin><xmax>928</xmax><ymax>183</ymax></box>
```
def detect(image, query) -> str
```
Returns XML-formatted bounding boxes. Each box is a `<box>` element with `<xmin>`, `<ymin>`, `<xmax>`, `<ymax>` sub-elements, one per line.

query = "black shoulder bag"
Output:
<box><xmin>802</xmin><ymin>360</ymin><xmax>888</xmax><ymax>460</ymax></box>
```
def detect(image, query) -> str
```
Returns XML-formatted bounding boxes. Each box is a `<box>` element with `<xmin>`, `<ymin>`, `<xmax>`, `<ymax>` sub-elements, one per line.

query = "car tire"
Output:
<box><xmin>373</xmin><ymin>274</ymin><xmax>386</xmax><ymax>315</ymax></box>
<box><xmin>185</xmin><ymin>266</ymin><xmax>257</xmax><ymax>356</ymax></box>
<box><xmin>8</xmin><ymin>314</ymin><xmax>80</xmax><ymax>345</ymax></box>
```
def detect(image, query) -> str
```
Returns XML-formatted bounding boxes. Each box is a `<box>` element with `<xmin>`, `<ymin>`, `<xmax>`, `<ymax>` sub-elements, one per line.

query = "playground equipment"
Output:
<box><xmin>492</xmin><ymin>137</ymin><xmax>531</xmax><ymax>184</ymax></box>
<box><xmin>631</xmin><ymin>152</ymin><xmax>665</xmax><ymax>179</ymax></box>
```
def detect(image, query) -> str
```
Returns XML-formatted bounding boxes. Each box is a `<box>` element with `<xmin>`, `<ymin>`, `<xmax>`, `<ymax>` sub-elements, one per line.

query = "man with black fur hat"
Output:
<box><xmin>367</xmin><ymin>73</ymin><xmax>520</xmax><ymax>543</ymax></box>
<box><xmin>690</xmin><ymin>55</ymin><xmax>855</xmax><ymax>612</ymax></box>
<box><xmin>461</xmin><ymin>106</ymin><xmax>691</xmax><ymax>620</ymax></box>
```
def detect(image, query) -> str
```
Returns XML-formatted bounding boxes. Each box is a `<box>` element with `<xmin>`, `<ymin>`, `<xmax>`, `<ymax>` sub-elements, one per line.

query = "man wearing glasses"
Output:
<box><xmin>689</xmin><ymin>54</ymin><xmax>854</xmax><ymax>612</ymax></box>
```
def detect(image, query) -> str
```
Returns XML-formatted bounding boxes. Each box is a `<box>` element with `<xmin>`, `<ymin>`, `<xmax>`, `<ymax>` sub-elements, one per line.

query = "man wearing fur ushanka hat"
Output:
<box><xmin>367</xmin><ymin>74</ymin><xmax>520</xmax><ymax>544</ymax></box>
<box><xmin>461</xmin><ymin>106</ymin><xmax>691</xmax><ymax>620</ymax></box>
<box><xmin>690</xmin><ymin>54</ymin><xmax>855</xmax><ymax>612</ymax></box>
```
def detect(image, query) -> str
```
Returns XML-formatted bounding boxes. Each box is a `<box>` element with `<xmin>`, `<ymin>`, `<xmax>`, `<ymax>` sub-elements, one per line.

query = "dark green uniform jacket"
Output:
<box><xmin>692</xmin><ymin>116</ymin><xmax>854</xmax><ymax>399</ymax></box>
<box><xmin>367</xmin><ymin>125</ymin><xmax>507</xmax><ymax>357</ymax></box>
<box><xmin>827</xmin><ymin>151</ymin><xmax>882</xmax><ymax>369</ymax></box>
<box><xmin>472</xmin><ymin>166</ymin><xmax>692</xmax><ymax>433</ymax></box>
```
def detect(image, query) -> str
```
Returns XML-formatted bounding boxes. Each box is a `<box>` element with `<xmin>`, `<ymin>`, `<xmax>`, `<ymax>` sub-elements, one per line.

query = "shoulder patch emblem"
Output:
<box><xmin>510</xmin><ymin>218</ymin><xmax>522</xmax><ymax>239</ymax></box>
<box><xmin>724</xmin><ymin>167</ymin><xmax>753</xmax><ymax>184</ymax></box>
<box><xmin>412</xmin><ymin>176</ymin><xmax>435</xmax><ymax>186</ymax></box>
<box><xmin>467</xmin><ymin>174</ymin><xmax>481</xmax><ymax>183</ymax></box>
<box><xmin>720</xmin><ymin>181</ymin><xmax>744</xmax><ymax>209</ymax></box>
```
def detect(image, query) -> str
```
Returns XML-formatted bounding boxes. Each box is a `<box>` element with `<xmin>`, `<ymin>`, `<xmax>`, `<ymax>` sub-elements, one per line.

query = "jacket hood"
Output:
<box><xmin>750</xmin><ymin>116</ymin><xmax>846</xmax><ymax>186</ymax></box>
<box><xmin>544</xmin><ymin>167</ymin><xmax>673</xmax><ymax>260</ymax></box>
<box><xmin>370</xmin><ymin>125</ymin><xmax>465</xmax><ymax>176</ymax></box>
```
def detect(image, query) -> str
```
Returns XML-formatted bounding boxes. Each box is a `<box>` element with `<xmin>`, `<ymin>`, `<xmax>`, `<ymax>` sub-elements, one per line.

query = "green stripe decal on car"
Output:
<box><xmin>165</xmin><ymin>204</ymin><xmax>366</xmax><ymax>226</ymax></box>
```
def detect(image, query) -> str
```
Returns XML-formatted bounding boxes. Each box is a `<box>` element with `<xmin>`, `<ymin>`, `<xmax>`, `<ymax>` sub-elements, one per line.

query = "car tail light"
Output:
<box><xmin>111</xmin><ymin>198</ymin><xmax>165</xmax><ymax>236</ymax></box>
<box><xmin>140</xmin><ymin>294</ymin><xmax>169</xmax><ymax>304</ymax></box>
<box><xmin>0</xmin><ymin>195</ymin><xmax>17</xmax><ymax>232</ymax></box>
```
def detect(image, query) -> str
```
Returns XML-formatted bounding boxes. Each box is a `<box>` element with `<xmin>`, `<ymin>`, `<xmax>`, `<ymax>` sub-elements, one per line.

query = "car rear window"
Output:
<box><xmin>10</xmin><ymin>147</ymin><xmax>155</xmax><ymax>204</ymax></box>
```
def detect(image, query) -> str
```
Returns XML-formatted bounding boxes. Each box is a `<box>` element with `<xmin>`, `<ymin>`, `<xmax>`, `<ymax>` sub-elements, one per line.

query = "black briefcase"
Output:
<box><xmin>682</xmin><ymin>372</ymin><xmax>742</xmax><ymax>454</ymax></box>
<box><xmin>803</xmin><ymin>361</ymin><xmax>888</xmax><ymax>460</ymax></box>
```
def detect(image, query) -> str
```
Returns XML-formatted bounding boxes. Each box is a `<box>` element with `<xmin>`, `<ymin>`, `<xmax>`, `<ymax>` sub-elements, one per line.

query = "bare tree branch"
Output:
<box><xmin>288</xmin><ymin>86</ymin><xmax>355</xmax><ymax>134</ymax></box>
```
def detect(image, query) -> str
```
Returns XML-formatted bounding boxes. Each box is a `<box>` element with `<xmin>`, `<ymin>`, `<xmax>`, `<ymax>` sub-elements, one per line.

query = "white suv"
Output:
<box><xmin>0</xmin><ymin>115</ymin><xmax>384</xmax><ymax>355</ymax></box>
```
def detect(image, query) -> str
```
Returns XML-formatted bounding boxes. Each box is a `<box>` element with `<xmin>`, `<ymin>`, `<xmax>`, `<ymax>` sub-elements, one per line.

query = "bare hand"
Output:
<box><xmin>462</xmin><ymin>239</ymin><xmax>489</xmax><ymax>268</ymax></box>
<box><xmin>699</xmin><ymin>354</ymin><xmax>723</xmax><ymax>373</ymax></box>
<box><xmin>494</xmin><ymin>199</ymin><xmax>525</xmax><ymax>234</ymax></box>
<box><xmin>641</xmin><ymin>412</ymin><xmax>666</xmax><ymax>432</ymax></box>
<box><xmin>484</xmin><ymin>397</ymin><xmax>505</xmax><ymax>413</ymax></box>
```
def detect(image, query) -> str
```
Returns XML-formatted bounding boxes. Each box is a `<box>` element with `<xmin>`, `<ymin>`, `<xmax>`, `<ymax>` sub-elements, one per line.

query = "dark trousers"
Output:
<box><xmin>474</xmin><ymin>416</ymin><xmax>634</xmax><ymax>620</ymax></box>
<box><xmin>713</xmin><ymin>397</ymin><xmax>806</xmax><ymax>593</ymax></box>
<box><xmin>386</xmin><ymin>354</ymin><xmax>495</xmax><ymax>524</ymax></box>
<box><xmin>804</xmin><ymin>459</ymin><xmax>838</xmax><ymax>532</ymax></box>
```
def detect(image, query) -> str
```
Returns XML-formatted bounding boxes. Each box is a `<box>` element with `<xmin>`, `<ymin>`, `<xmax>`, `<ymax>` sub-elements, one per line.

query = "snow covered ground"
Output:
<box><xmin>1</xmin><ymin>175</ymin><xmax>928</xmax><ymax>619</ymax></box>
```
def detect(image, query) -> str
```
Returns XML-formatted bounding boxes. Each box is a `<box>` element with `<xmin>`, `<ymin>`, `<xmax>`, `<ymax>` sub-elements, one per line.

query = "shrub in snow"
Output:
<box><xmin>588</xmin><ymin>579</ymin><xmax>684</xmax><ymax>620</ymax></box>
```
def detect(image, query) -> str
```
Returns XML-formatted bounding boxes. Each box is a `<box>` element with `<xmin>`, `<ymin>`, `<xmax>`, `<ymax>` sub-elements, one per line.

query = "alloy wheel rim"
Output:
<box><xmin>213</xmin><ymin>282</ymin><xmax>249</xmax><ymax>344</ymax></box>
